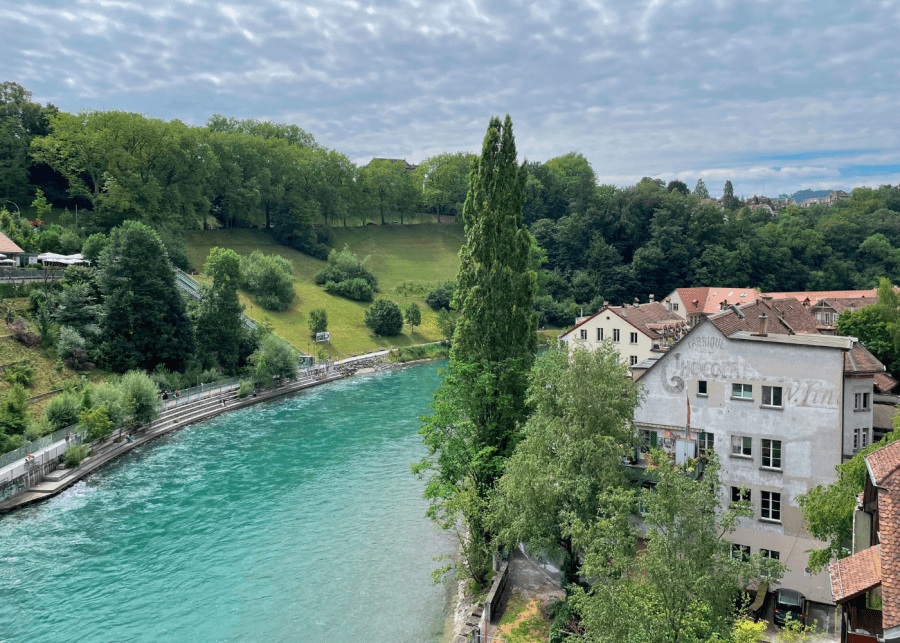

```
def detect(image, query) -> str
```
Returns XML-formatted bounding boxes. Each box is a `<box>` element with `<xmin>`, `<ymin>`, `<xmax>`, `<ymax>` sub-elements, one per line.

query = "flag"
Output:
<box><xmin>686</xmin><ymin>396</ymin><xmax>691</xmax><ymax>439</ymax></box>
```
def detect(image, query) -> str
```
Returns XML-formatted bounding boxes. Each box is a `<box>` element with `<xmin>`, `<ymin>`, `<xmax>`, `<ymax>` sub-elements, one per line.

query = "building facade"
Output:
<box><xmin>633</xmin><ymin>309</ymin><xmax>882</xmax><ymax>604</ymax></box>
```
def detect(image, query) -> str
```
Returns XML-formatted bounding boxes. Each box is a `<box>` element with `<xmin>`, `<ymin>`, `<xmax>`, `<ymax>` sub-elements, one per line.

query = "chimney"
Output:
<box><xmin>649</xmin><ymin>294</ymin><xmax>655</xmax><ymax>302</ymax></box>
<box><xmin>758</xmin><ymin>313</ymin><xmax>768</xmax><ymax>337</ymax></box>
<box><xmin>665</xmin><ymin>297</ymin><xmax>671</xmax><ymax>312</ymax></box>
<box><xmin>603</xmin><ymin>300</ymin><xmax>608</xmax><ymax>307</ymax></box>
<box><xmin>622</xmin><ymin>306</ymin><xmax>627</xmax><ymax>318</ymax></box>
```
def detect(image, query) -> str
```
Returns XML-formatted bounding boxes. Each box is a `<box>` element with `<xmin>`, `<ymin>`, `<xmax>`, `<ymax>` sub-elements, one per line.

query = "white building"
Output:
<box><xmin>559</xmin><ymin>300</ymin><xmax>688</xmax><ymax>368</ymax></box>
<box><xmin>632</xmin><ymin>298</ymin><xmax>884</xmax><ymax>605</ymax></box>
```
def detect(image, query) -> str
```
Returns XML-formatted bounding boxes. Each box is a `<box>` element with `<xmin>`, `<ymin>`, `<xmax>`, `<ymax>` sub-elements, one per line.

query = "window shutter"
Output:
<box><xmin>650</xmin><ymin>431</ymin><xmax>657</xmax><ymax>447</ymax></box>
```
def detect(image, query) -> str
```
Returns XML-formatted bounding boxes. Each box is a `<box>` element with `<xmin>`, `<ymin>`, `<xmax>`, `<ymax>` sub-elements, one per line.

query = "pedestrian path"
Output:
<box><xmin>0</xmin><ymin>371</ymin><xmax>344</xmax><ymax>513</ymax></box>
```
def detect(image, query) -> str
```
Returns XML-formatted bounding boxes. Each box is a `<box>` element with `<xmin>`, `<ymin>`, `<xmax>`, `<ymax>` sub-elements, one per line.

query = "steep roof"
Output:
<box><xmin>707</xmin><ymin>297</ymin><xmax>820</xmax><ymax>337</ymax></box>
<box><xmin>0</xmin><ymin>231</ymin><xmax>24</xmax><ymax>255</ymax></box>
<box><xmin>560</xmin><ymin>302</ymin><xmax>686</xmax><ymax>341</ymax></box>
<box><xmin>769</xmin><ymin>290</ymin><xmax>879</xmax><ymax>304</ymax></box>
<box><xmin>875</xmin><ymin>373</ymin><xmax>899</xmax><ymax>394</ymax></box>
<box><xmin>830</xmin><ymin>545</ymin><xmax>882</xmax><ymax>603</ymax></box>
<box><xmin>670</xmin><ymin>287</ymin><xmax>883</xmax><ymax>317</ymax></box>
<box><xmin>815</xmin><ymin>297</ymin><xmax>878</xmax><ymax>315</ymax></box>
<box><xmin>845</xmin><ymin>343</ymin><xmax>886</xmax><ymax>374</ymax></box>
<box><xmin>863</xmin><ymin>440</ymin><xmax>900</xmax><ymax>630</ymax></box>
<box><xmin>866</xmin><ymin>440</ymin><xmax>900</xmax><ymax>488</ymax></box>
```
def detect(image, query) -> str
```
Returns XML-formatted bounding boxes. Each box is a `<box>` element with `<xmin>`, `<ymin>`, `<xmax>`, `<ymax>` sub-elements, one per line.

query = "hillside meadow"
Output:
<box><xmin>185</xmin><ymin>224</ymin><xmax>466</xmax><ymax>358</ymax></box>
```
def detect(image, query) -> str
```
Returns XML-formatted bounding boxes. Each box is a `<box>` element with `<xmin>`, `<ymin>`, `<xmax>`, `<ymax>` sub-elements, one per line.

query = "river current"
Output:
<box><xmin>0</xmin><ymin>363</ymin><xmax>453</xmax><ymax>643</ymax></box>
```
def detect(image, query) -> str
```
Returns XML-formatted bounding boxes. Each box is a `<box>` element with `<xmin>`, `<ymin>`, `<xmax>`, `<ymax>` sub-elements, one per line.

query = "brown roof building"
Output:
<box><xmin>830</xmin><ymin>440</ymin><xmax>900</xmax><ymax>642</ymax></box>
<box><xmin>0</xmin><ymin>231</ymin><xmax>24</xmax><ymax>256</ymax></box>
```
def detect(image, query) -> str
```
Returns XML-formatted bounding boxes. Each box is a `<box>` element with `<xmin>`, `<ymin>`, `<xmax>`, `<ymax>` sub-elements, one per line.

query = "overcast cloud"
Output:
<box><xmin>3</xmin><ymin>0</ymin><xmax>899</xmax><ymax>197</ymax></box>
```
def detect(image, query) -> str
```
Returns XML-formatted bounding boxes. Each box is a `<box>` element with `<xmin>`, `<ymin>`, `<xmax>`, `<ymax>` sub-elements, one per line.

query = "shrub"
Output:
<box><xmin>324</xmin><ymin>278</ymin><xmax>373</xmax><ymax>302</ymax></box>
<box><xmin>308</xmin><ymin>308</ymin><xmax>328</xmax><ymax>335</ymax></box>
<box><xmin>57</xmin><ymin>326</ymin><xmax>87</xmax><ymax>360</ymax></box>
<box><xmin>241</xmin><ymin>251</ymin><xmax>295</xmax><ymax>311</ymax></box>
<box><xmin>5</xmin><ymin>361</ymin><xmax>34</xmax><ymax>387</ymax></box>
<box><xmin>237</xmin><ymin>380</ymin><xmax>254</xmax><ymax>398</ymax></box>
<box><xmin>24</xmin><ymin>415</ymin><xmax>53</xmax><ymax>442</ymax></box>
<box><xmin>0</xmin><ymin>384</ymin><xmax>30</xmax><ymax>435</ymax></box>
<box><xmin>250</xmin><ymin>334</ymin><xmax>299</xmax><ymax>385</ymax></box>
<box><xmin>364</xmin><ymin>299</ymin><xmax>404</xmax><ymax>336</ymax></box>
<box><xmin>426</xmin><ymin>281</ymin><xmax>457</xmax><ymax>311</ymax></box>
<box><xmin>8</xmin><ymin>317</ymin><xmax>40</xmax><ymax>347</ymax></box>
<box><xmin>92</xmin><ymin>381</ymin><xmax>125</xmax><ymax>429</ymax></box>
<box><xmin>405</xmin><ymin>303</ymin><xmax>421</xmax><ymax>332</ymax></box>
<box><xmin>45</xmin><ymin>392</ymin><xmax>81</xmax><ymax>431</ymax></box>
<box><xmin>314</xmin><ymin>244</ymin><xmax>378</xmax><ymax>301</ymax></box>
<box><xmin>64</xmin><ymin>444</ymin><xmax>90</xmax><ymax>468</ymax></box>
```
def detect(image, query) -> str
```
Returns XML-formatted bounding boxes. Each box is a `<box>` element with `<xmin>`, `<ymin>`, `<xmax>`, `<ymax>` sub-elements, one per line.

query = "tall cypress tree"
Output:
<box><xmin>415</xmin><ymin>115</ymin><xmax>537</xmax><ymax>584</ymax></box>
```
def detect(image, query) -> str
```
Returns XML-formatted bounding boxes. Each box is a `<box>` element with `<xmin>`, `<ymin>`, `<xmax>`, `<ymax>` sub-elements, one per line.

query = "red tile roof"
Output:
<box><xmin>561</xmin><ymin>302</ymin><xmax>686</xmax><ymax>341</ymax></box>
<box><xmin>707</xmin><ymin>297</ymin><xmax>820</xmax><ymax>337</ymax></box>
<box><xmin>816</xmin><ymin>297</ymin><xmax>879</xmax><ymax>315</ymax></box>
<box><xmin>769</xmin><ymin>290</ymin><xmax>879</xmax><ymax>304</ymax></box>
<box><xmin>845</xmin><ymin>344</ymin><xmax>887</xmax><ymax>374</ymax></box>
<box><xmin>671</xmin><ymin>288</ymin><xmax>882</xmax><ymax>317</ymax></box>
<box><xmin>875</xmin><ymin>373</ymin><xmax>899</xmax><ymax>394</ymax></box>
<box><xmin>866</xmin><ymin>441</ymin><xmax>900</xmax><ymax>488</ymax></box>
<box><xmin>0</xmin><ymin>232</ymin><xmax>24</xmax><ymax>255</ymax></box>
<box><xmin>830</xmin><ymin>545</ymin><xmax>882</xmax><ymax>603</ymax></box>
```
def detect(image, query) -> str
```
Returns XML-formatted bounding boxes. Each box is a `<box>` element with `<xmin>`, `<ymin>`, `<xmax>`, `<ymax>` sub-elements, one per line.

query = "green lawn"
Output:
<box><xmin>185</xmin><ymin>224</ymin><xmax>465</xmax><ymax>358</ymax></box>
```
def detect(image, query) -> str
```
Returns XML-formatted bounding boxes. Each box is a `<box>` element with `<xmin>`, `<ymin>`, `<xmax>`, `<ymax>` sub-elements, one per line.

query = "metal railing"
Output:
<box><xmin>0</xmin><ymin>424</ymin><xmax>85</xmax><ymax>470</ymax></box>
<box><xmin>173</xmin><ymin>269</ymin><xmax>313</xmax><ymax>365</ymax></box>
<box><xmin>159</xmin><ymin>376</ymin><xmax>245</xmax><ymax>410</ymax></box>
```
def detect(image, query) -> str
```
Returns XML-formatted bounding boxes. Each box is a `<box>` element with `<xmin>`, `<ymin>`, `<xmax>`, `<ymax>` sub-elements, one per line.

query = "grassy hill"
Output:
<box><xmin>185</xmin><ymin>224</ymin><xmax>465</xmax><ymax>358</ymax></box>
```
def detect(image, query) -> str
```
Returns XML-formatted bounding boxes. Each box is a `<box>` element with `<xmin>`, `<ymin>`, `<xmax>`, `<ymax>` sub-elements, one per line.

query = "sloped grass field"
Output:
<box><xmin>185</xmin><ymin>224</ymin><xmax>465</xmax><ymax>358</ymax></box>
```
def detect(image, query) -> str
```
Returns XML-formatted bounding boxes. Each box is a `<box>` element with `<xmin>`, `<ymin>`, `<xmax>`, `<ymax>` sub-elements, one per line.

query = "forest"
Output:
<box><xmin>3</xmin><ymin>80</ymin><xmax>900</xmax><ymax>333</ymax></box>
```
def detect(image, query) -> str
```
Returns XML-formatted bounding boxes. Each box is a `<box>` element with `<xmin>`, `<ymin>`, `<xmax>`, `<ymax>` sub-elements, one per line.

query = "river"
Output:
<box><xmin>0</xmin><ymin>363</ymin><xmax>453</xmax><ymax>643</ymax></box>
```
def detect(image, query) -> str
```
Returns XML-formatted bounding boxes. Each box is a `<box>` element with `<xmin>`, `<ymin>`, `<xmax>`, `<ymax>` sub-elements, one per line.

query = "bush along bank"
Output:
<box><xmin>390</xmin><ymin>343</ymin><xmax>449</xmax><ymax>363</ymax></box>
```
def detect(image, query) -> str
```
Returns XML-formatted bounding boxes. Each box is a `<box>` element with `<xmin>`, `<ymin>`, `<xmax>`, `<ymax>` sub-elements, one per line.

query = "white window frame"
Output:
<box><xmin>630</xmin><ymin>355</ymin><xmax>638</xmax><ymax>366</ymax></box>
<box><xmin>697</xmin><ymin>380</ymin><xmax>707</xmax><ymax>396</ymax></box>
<box><xmin>597</xmin><ymin>328</ymin><xmax>603</xmax><ymax>341</ymax></box>
<box><xmin>699</xmin><ymin>431</ymin><xmax>714</xmax><ymax>452</ymax></box>
<box><xmin>760</xmin><ymin>491</ymin><xmax>781</xmax><ymax>522</ymax></box>
<box><xmin>761</xmin><ymin>439</ymin><xmax>782</xmax><ymax>470</ymax></box>
<box><xmin>855</xmin><ymin>392</ymin><xmax>871</xmax><ymax>411</ymax></box>
<box><xmin>613</xmin><ymin>328</ymin><xmax>620</xmax><ymax>343</ymax></box>
<box><xmin>854</xmin><ymin>428</ymin><xmax>869</xmax><ymax>451</ymax></box>
<box><xmin>732</xmin><ymin>383</ymin><xmax>753</xmax><ymax>400</ymax></box>
<box><xmin>762</xmin><ymin>385</ymin><xmax>783</xmax><ymax>408</ymax></box>
<box><xmin>731</xmin><ymin>543</ymin><xmax>750</xmax><ymax>561</ymax></box>
<box><xmin>731</xmin><ymin>486</ymin><xmax>750</xmax><ymax>504</ymax></box>
<box><xmin>673</xmin><ymin>303</ymin><xmax>679</xmax><ymax>311</ymax></box>
<box><xmin>731</xmin><ymin>435</ymin><xmax>752</xmax><ymax>458</ymax></box>
<box><xmin>761</xmin><ymin>549</ymin><xmax>780</xmax><ymax>561</ymax></box>
<box><xmin>629</xmin><ymin>331</ymin><xmax>638</xmax><ymax>344</ymax></box>
<box><xmin>580</xmin><ymin>329</ymin><xmax>587</xmax><ymax>340</ymax></box>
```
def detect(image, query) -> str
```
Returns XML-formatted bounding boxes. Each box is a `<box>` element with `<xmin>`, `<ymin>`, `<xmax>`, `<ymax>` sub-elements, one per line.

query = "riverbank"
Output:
<box><xmin>0</xmin><ymin>370</ymin><xmax>346</xmax><ymax>513</ymax></box>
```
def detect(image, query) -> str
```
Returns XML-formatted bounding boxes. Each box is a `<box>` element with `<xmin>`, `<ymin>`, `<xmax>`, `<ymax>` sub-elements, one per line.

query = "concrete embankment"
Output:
<box><xmin>0</xmin><ymin>371</ymin><xmax>347</xmax><ymax>513</ymax></box>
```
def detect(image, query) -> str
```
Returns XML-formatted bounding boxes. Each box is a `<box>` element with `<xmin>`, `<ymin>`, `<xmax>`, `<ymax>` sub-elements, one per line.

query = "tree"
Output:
<box><xmin>798</xmin><ymin>429</ymin><xmax>900</xmax><ymax>572</ymax></box>
<box><xmin>81</xmin><ymin>232</ymin><xmax>108</xmax><ymax>264</ymax></box>
<box><xmin>194</xmin><ymin>247</ymin><xmax>247</xmax><ymax>373</ymax></box>
<box><xmin>0</xmin><ymin>384</ymin><xmax>30</xmax><ymax>436</ymax></box>
<box><xmin>97</xmin><ymin>220</ymin><xmax>195</xmax><ymax>372</ymax></box>
<box><xmin>666</xmin><ymin>180</ymin><xmax>689</xmax><ymax>196</ymax></box>
<box><xmin>308</xmin><ymin>308</ymin><xmax>328</xmax><ymax>335</ymax></box>
<box><xmin>489</xmin><ymin>345</ymin><xmax>640</xmax><ymax>584</ymax></box>
<box><xmin>250</xmin><ymin>334</ymin><xmax>298</xmax><ymax>385</ymax></box>
<box><xmin>79</xmin><ymin>405</ymin><xmax>113</xmax><ymax>441</ymax></box>
<box><xmin>836</xmin><ymin>278</ymin><xmax>900</xmax><ymax>374</ymax></box>
<box><xmin>571</xmin><ymin>454</ymin><xmax>783</xmax><ymax>643</ymax></box>
<box><xmin>0</xmin><ymin>82</ymin><xmax>55</xmax><ymax>203</ymax></box>
<box><xmin>693</xmin><ymin>178</ymin><xmax>710</xmax><ymax>199</ymax></box>
<box><xmin>414</xmin><ymin>115</ymin><xmax>537</xmax><ymax>586</ymax></box>
<box><xmin>404</xmin><ymin>302</ymin><xmax>421</xmax><ymax>333</ymax></box>
<box><xmin>425</xmin><ymin>281</ymin><xmax>457</xmax><ymax>311</ymax></box>
<box><xmin>240</xmin><ymin>250</ymin><xmax>296</xmax><ymax>311</ymax></box>
<box><xmin>119</xmin><ymin>370</ymin><xmax>160</xmax><ymax>428</ymax></box>
<box><xmin>722</xmin><ymin>180</ymin><xmax>740</xmax><ymax>211</ymax></box>
<box><xmin>364</xmin><ymin>299</ymin><xmax>403</xmax><ymax>336</ymax></box>
<box><xmin>415</xmin><ymin>152</ymin><xmax>474</xmax><ymax>220</ymax></box>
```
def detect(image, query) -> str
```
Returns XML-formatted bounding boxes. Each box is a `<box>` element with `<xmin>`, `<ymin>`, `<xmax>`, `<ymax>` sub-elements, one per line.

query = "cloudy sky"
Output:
<box><xmin>4</xmin><ymin>0</ymin><xmax>899</xmax><ymax>198</ymax></box>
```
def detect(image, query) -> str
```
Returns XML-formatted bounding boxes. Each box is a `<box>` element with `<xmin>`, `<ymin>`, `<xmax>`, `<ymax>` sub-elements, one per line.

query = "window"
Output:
<box><xmin>760</xmin><ymin>549</ymin><xmax>781</xmax><ymax>561</ymax></box>
<box><xmin>761</xmin><ymin>491</ymin><xmax>781</xmax><ymax>522</ymax></box>
<box><xmin>580</xmin><ymin>329</ymin><xmax>587</xmax><ymax>340</ymax></box>
<box><xmin>673</xmin><ymin>303</ymin><xmax>679</xmax><ymax>311</ymax></box>
<box><xmin>732</xmin><ymin>383</ymin><xmax>753</xmax><ymax>399</ymax></box>
<box><xmin>699</xmin><ymin>431</ymin><xmax>714</xmax><ymax>452</ymax></box>
<box><xmin>855</xmin><ymin>392</ymin><xmax>871</xmax><ymax>411</ymax></box>
<box><xmin>613</xmin><ymin>328</ymin><xmax>620</xmax><ymax>343</ymax></box>
<box><xmin>854</xmin><ymin>428</ymin><xmax>869</xmax><ymax>450</ymax></box>
<box><xmin>597</xmin><ymin>328</ymin><xmax>603</xmax><ymax>341</ymax></box>
<box><xmin>630</xmin><ymin>332</ymin><xmax>638</xmax><ymax>344</ymax></box>
<box><xmin>640</xmin><ymin>429</ymin><xmax>657</xmax><ymax>452</ymax></box>
<box><xmin>731</xmin><ymin>544</ymin><xmax>750</xmax><ymax>561</ymax></box>
<box><xmin>761</xmin><ymin>439</ymin><xmax>782</xmax><ymax>469</ymax></box>
<box><xmin>762</xmin><ymin>386</ymin><xmax>783</xmax><ymax>408</ymax></box>
<box><xmin>630</xmin><ymin>355</ymin><xmax>638</xmax><ymax>366</ymax></box>
<box><xmin>698</xmin><ymin>380</ymin><xmax>707</xmax><ymax>396</ymax></box>
<box><xmin>731</xmin><ymin>435</ymin><xmax>752</xmax><ymax>457</ymax></box>
<box><xmin>731</xmin><ymin>486</ymin><xmax>750</xmax><ymax>503</ymax></box>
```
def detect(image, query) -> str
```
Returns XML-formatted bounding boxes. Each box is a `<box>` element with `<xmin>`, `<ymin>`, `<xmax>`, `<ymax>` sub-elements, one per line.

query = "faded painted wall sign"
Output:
<box><xmin>658</xmin><ymin>349</ymin><xmax>840</xmax><ymax>409</ymax></box>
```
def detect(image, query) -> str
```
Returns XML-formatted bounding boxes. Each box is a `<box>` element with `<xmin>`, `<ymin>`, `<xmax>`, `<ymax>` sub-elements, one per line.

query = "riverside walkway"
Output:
<box><xmin>0</xmin><ymin>369</ymin><xmax>345</xmax><ymax>514</ymax></box>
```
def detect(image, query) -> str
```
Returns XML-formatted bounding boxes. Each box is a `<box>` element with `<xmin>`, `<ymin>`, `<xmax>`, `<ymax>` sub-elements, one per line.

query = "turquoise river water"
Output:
<box><xmin>0</xmin><ymin>363</ymin><xmax>454</xmax><ymax>643</ymax></box>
